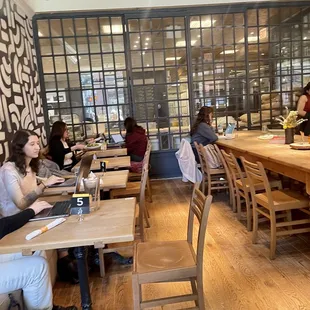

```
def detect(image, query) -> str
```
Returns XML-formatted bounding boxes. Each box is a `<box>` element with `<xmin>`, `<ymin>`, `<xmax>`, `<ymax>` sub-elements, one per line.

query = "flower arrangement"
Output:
<box><xmin>275</xmin><ymin>107</ymin><xmax>306</xmax><ymax>129</ymax></box>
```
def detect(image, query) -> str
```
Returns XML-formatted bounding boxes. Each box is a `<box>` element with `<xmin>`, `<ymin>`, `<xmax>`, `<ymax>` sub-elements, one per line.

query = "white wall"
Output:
<box><xmin>23</xmin><ymin>0</ymin><xmax>287</xmax><ymax>13</ymax></box>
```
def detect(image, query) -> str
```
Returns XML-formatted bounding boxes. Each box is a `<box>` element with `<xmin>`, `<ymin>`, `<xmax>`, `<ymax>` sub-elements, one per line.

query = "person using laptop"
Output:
<box><xmin>0</xmin><ymin>130</ymin><xmax>65</xmax><ymax>217</ymax></box>
<box><xmin>48</xmin><ymin>121</ymin><xmax>86</xmax><ymax>171</ymax></box>
<box><xmin>0</xmin><ymin>200</ymin><xmax>77</xmax><ymax>310</ymax></box>
<box><xmin>124</xmin><ymin>117</ymin><xmax>147</xmax><ymax>162</ymax></box>
<box><xmin>0</xmin><ymin>130</ymin><xmax>79</xmax><ymax>284</ymax></box>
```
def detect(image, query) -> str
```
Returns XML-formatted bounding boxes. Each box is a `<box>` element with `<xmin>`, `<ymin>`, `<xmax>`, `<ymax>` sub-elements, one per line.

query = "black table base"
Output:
<box><xmin>74</xmin><ymin>246</ymin><xmax>92</xmax><ymax>310</ymax></box>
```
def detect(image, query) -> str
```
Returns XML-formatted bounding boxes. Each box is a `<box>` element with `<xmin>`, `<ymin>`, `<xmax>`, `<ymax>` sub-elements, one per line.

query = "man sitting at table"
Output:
<box><xmin>0</xmin><ymin>201</ymin><xmax>77</xmax><ymax>310</ymax></box>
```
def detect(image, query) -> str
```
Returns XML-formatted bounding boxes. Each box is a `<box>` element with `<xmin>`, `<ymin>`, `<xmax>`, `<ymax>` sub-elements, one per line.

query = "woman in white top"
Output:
<box><xmin>0</xmin><ymin>130</ymin><xmax>64</xmax><ymax>217</ymax></box>
<box><xmin>48</xmin><ymin>121</ymin><xmax>85</xmax><ymax>171</ymax></box>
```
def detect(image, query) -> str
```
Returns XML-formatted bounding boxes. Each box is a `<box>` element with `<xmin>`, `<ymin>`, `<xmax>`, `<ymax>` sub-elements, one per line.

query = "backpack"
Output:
<box><xmin>203</xmin><ymin>144</ymin><xmax>223</xmax><ymax>169</ymax></box>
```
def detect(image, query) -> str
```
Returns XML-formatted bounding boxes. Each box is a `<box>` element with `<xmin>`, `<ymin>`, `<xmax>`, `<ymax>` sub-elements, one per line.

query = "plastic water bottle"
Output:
<box><xmin>217</xmin><ymin>124</ymin><xmax>223</xmax><ymax>136</ymax></box>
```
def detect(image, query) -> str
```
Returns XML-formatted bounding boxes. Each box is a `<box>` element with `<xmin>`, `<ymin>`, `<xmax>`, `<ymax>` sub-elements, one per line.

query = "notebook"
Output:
<box><xmin>30</xmin><ymin>155</ymin><xmax>93</xmax><ymax>221</ymax></box>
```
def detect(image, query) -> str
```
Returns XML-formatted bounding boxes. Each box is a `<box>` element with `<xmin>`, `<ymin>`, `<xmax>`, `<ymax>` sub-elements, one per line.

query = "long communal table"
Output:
<box><xmin>216</xmin><ymin>131</ymin><xmax>310</xmax><ymax>194</ymax></box>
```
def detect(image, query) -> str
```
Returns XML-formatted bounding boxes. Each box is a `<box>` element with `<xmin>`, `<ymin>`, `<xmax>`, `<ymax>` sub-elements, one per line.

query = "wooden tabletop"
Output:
<box><xmin>73</xmin><ymin>156</ymin><xmax>131</xmax><ymax>172</ymax></box>
<box><xmin>43</xmin><ymin>170</ymin><xmax>129</xmax><ymax>195</ymax></box>
<box><xmin>84</xmin><ymin>148</ymin><xmax>127</xmax><ymax>158</ymax></box>
<box><xmin>0</xmin><ymin>198</ymin><xmax>136</xmax><ymax>255</ymax></box>
<box><xmin>217</xmin><ymin>131</ymin><xmax>310</xmax><ymax>193</ymax></box>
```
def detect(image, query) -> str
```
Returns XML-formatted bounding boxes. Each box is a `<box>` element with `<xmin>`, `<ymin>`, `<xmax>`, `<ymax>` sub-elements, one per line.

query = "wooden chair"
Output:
<box><xmin>221</xmin><ymin>150</ymin><xmax>282</xmax><ymax>231</ymax></box>
<box><xmin>241</xmin><ymin>157</ymin><xmax>310</xmax><ymax>259</ymax></box>
<box><xmin>98</xmin><ymin>165</ymin><xmax>149</xmax><ymax>277</ymax></box>
<box><xmin>132</xmin><ymin>183</ymin><xmax>212</xmax><ymax>310</ymax></box>
<box><xmin>128</xmin><ymin>140</ymin><xmax>153</xmax><ymax>203</ymax></box>
<box><xmin>213</xmin><ymin>144</ymin><xmax>236</xmax><ymax>212</ymax></box>
<box><xmin>111</xmin><ymin>146</ymin><xmax>152</xmax><ymax>223</ymax></box>
<box><xmin>194</xmin><ymin>142</ymin><xmax>229</xmax><ymax>196</ymax></box>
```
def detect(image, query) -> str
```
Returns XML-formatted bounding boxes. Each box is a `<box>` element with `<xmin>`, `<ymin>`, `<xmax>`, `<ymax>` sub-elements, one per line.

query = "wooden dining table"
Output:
<box><xmin>84</xmin><ymin>147</ymin><xmax>127</xmax><ymax>158</ymax></box>
<box><xmin>217</xmin><ymin>131</ymin><xmax>310</xmax><ymax>194</ymax></box>
<box><xmin>0</xmin><ymin>197</ymin><xmax>136</xmax><ymax>309</ymax></box>
<box><xmin>73</xmin><ymin>156</ymin><xmax>131</xmax><ymax>172</ymax></box>
<box><xmin>43</xmin><ymin>170</ymin><xmax>129</xmax><ymax>195</ymax></box>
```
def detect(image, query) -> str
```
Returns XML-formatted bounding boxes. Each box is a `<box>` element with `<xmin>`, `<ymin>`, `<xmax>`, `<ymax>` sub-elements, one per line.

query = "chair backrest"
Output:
<box><xmin>194</xmin><ymin>142</ymin><xmax>210</xmax><ymax>176</ymax></box>
<box><xmin>221</xmin><ymin>149</ymin><xmax>245</xmax><ymax>186</ymax></box>
<box><xmin>213</xmin><ymin>145</ymin><xmax>231</xmax><ymax>179</ymax></box>
<box><xmin>139</xmin><ymin>164</ymin><xmax>149</xmax><ymax>242</ymax></box>
<box><xmin>240</xmin><ymin>157</ymin><xmax>274</xmax><ymax>207</ymax></box>
<box><xmin>187</xmin><ymin>183</ymin><xmax>213</xmax><ymax>273</ymax></box>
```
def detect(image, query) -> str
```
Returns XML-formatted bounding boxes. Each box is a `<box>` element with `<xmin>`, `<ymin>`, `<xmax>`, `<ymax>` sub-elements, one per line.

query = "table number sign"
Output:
<box><xmin>70</xmin><ymin>193</ymin><xmax>91</xmax><ymax>215</ymax></box>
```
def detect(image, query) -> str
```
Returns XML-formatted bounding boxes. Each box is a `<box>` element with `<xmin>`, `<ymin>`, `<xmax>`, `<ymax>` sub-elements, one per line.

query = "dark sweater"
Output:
<box><xmin>191</xmin><ymin>123</ymin><xmax>218</xmax><ymax>146</ymax></box>
<box><xmin>125</xmin><ymin>127</ymin><xmax>147</xmax><ymax>158</ymax></box>
<box><xmin>0</xmin><ymin>209</ymin><xmax>35</xmax><ymax>239</ymax></box>
<box><xmin>49</xmin><ymin>138</ymin><xmax>76</xmax><ymax>170</ymax></box>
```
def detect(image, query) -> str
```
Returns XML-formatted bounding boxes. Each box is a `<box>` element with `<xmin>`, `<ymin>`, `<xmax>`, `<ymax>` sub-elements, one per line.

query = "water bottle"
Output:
<box><xmin>217</xmin><ymin>124</ymin><xmax>223</xmax><ymax>136</ymax></box>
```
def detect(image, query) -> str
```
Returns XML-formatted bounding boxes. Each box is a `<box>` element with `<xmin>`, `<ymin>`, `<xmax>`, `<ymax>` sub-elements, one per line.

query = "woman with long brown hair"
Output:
<box><xmin>190</xmin><ymin>106</ymin><xmax>218</xmax><ymax>146</ymax></box>
<box><xmin>0</xmin><ymin>130</ymin><xmax>64</xmax><ymax>217</ymax></box>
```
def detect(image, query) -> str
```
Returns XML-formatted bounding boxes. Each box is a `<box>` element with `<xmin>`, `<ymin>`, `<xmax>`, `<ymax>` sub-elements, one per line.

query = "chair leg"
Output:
<box><xmin>230</xmin><ymin>186</ymin><xmax>236</xmax><ymax>213</ymax></box>
<box><xmin>286</xmin><ymin>210</ymin><xmax>292</xmax><ymax>232</ymax></box>
<box><xmin>190</xmin><ymin>278</ymin><xmax>199</xmax><ymax>307</ymax></box>
<box><xmin>202</xmin><ymin>177</ymin><xmax>206</xmax><ymax>195</ymax></box>
<box><xmin>98</xmin><ymin>248</ymin><xmax>106</xmax><ymax>278</ymax></box>
<box><xmin>244</xmin><ymin>192</ymin><xmax>252</xmax><ymax>232</ymax></box>
<box><xmin>144</xmin><ymin>208</ymin><xmax>150</xmax><ymax>228</ymax></box>
<box><xmin>252</xmin><ymin>205</ymin><xmax>258</xmax><ymax>244</ymax></box>
<box><xmin>132</xmin><ymin>274</ymin><xmax>141</xmax><ymax>310</ymax></box>
<box><xmin>196</xmin><ymin>274</ymin><xmax>205</xmax><ymax>310</ymax></box>
<box><xmin>270</xmin><ymin>210</ymin><xmax>277</xmax><ymax>260</ymax></box>
<box><xmin>145</xmin><ymin>204</ymin><xmax>150</xmax><ymax>219</ymax></box>
<box><xmin>207</xmin><ymin>175</ymin><xmax>211</xmax><ymax>196</ymax></box>
<box><xmin>236</xmin><ymin>191</ymin><xmax>242</xmax><ymax>220</ymax></box>
<box><xmin>146</xmin><ymin>177</ymin><xmax>153</xmax><ymax>203</ymax></box>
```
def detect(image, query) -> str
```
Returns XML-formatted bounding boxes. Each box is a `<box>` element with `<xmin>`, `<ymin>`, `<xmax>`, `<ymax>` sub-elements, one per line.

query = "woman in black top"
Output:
<box><xmin>48</xmin><ymin>121</ymin><xmax>85</xmax><ymax>171</ymax></box>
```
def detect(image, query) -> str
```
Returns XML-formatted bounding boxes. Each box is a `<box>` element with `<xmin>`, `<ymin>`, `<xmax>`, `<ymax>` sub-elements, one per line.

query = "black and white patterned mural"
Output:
<box><xmin>0</xmin><ymin>0</ymin><xmax>45</xmax><ymax>163</ymax></box>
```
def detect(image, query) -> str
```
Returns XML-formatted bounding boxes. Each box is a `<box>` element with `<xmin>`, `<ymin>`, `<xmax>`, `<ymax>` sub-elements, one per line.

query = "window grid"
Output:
<box><xmin>36</xmin><ymin>5</ymin><xmax>310</xmax><ymax>149</ymax></box>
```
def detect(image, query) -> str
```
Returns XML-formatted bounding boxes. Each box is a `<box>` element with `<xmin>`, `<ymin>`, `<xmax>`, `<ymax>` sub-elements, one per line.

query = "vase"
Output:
<box><xmin>285</xmin><ymin>128</ymin><xmax>294</xmax><ymax>144</ymax></box>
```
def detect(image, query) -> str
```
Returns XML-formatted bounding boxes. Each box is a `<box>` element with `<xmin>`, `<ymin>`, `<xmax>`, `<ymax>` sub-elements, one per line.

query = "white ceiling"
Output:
<box><xmin>23</xmin><ymin>0</ymin><xmax>284</xmax><ymax>13</ymax></box>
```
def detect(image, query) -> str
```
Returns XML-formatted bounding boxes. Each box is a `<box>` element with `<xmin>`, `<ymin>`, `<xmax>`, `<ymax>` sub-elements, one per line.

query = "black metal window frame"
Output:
<box><xmin>33</xmin><ymin>1</ymin><xmax>310</xmax><ymax>151</ymax></box>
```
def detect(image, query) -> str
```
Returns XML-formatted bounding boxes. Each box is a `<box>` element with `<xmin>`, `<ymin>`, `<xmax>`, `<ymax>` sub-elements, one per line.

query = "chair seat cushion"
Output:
<box><xmin>111</xmin><ymin>181</ymin><xmax>141</xmax><ymax>197</ymax></box>
<box><xmin>130</xmin><ymin>161</ymin><xmax>143</xmax><ymax>173</ymax></box>
<box><xmin>255</xmin><ymin>190</ymin><xmax>309</xmax><ymax>211</ymax></box>
<box><xmin>135</xmin><ymin>240</ymin><xmax>196</xmax><ymax>274</ymax></box>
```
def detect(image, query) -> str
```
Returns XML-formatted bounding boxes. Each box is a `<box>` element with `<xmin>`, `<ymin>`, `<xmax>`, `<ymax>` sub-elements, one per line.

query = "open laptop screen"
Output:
<box><xmin>111</xmin><ymin>134</ymin><xmax>124</xmax><ymax>143</ymax></box>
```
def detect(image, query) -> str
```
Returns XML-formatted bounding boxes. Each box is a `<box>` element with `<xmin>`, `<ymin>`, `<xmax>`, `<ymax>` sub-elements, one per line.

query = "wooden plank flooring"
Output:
<box><xmin>53</xmin><ymin>179</ymin><xmax>310</xmax><ymax>309</ymax></box>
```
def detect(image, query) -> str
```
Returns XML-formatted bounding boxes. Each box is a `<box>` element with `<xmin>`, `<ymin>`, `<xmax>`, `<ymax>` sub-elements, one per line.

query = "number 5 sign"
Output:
<box><xmin>70</xmin><ymin>193</ymin><xmax>91</xmax><ymax>215</ymax></box>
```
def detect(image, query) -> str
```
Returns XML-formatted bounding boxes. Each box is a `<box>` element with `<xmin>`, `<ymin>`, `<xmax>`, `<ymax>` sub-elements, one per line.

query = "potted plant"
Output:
<box><xmin>275</xmin><ymin>108</ymin><xmax>306</xmax><ymax>144</ymax></box>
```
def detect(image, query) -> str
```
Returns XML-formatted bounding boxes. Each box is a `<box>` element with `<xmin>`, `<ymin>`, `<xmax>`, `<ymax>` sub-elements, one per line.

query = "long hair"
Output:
<box><xmin>49</xmin><ymin>121</ymin><xmax>67</xmax><ymax>144</ymax></box>
<box><xmin>303</xmin><ymin>82</ymin><xmax>310</xmax><ymax>96</ymax></box>
<box><xmin>7</xmin><ymin>130</ymin><xmax>40</xmax><ymax>175</ymax></box>
<box><xmin>190</xmin><ymin>106</ymin><xmax>214</xmax><ymax>136</ymax></box>
<box><xmin>124</xmin><ymin>117</ymin><xmax>141</xmax><ymax>134</ymax></box>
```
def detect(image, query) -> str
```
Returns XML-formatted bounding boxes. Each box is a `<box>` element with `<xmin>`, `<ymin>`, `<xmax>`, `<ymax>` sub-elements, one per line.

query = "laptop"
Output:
<box><xmin>111</xmin><ymin>134</ymin><xmax>124</xmax><ymax>144</ymax></box>
<box><xmin>30</xmin><ymin>155</ymin><xmax>93</xmax><ymax>221</ymax></box>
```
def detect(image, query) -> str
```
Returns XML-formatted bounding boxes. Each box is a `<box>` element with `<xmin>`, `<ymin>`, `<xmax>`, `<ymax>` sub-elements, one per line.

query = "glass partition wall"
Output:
<box><xmin>35</xmin><ymin>4</ymin><xmax>310</xmax><ymax>149</ymax></box>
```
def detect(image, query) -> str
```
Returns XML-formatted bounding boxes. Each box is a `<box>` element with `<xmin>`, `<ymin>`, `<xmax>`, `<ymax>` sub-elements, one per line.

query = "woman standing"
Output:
<box><xmin>48</xmin><ymin>121</ymin><xmax>85</xmax><ymax>171</ymax></box>
<box><xmin>0</xmin><ymin>130</ymin><xmax>64</xmax><ymax>217</ymax></box>
<box><xmin>297</xmin><ymin>82</ymin><xmax>310</xmax><ymax>135</ymax></box>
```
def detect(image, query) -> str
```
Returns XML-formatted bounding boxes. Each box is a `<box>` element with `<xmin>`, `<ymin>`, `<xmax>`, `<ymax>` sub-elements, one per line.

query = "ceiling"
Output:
<box><xmin>23</xmin><ymin>0</ymin><xmax>292</xmax><ymax>13</ymax></box>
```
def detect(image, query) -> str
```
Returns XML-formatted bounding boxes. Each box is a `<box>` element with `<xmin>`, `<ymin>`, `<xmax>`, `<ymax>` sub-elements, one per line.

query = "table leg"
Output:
<box><xmin>74</xmin><ymin>246</ymin><xmax>92</xmax><ymax>310</ymax></box>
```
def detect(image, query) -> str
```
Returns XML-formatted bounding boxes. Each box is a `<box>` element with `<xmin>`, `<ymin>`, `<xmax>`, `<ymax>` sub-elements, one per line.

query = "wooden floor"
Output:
<box><xmin>53</xmin><ymin>179</ymin><xmax>310</xmax><ymax>310</ymax></box>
